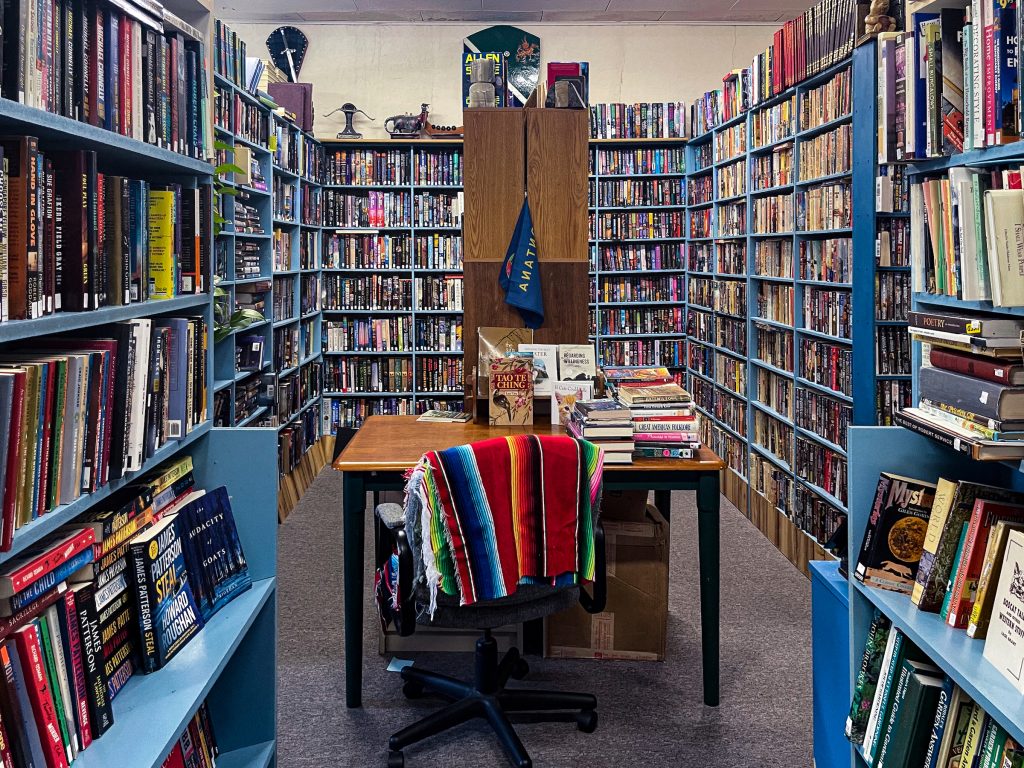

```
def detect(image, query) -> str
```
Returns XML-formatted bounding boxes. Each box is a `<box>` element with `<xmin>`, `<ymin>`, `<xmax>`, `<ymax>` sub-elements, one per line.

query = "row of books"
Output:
<box><xmin>0</xmin><ymin>452</ymin><xmax>248</xmax><ymax>767</ymax></box>
<box><xmin>324</xmin><ymin>149</ymin><xmax>463</xmax><ymax>187</ymax></box>
<box><xmin>690</xmin><ymin>0</ymin><xmax>856</xmax><ymax>135</ymax></box>
<box><xmin>910</xmin><ymin>167</ymin><xmax>1024</xmax><ymax>306</ymax></box>
<box><xmin>587</xmin><ymin>103</ymin><xmax>688</xmax><ymax>140</ymax></box>
<box><xmin>2</xmin><ymin>0</ymin><xmax>211</xmax><ymax>160</ymax></box>
<box><xmin>0</xmin><ymin>139</ymin><xmax>210</xmax><ymax>322</ymax></box>
<box><xmin>0</xmin><ymin>317</ymin><xmax>208</xmax><ymax>548</ymax></box>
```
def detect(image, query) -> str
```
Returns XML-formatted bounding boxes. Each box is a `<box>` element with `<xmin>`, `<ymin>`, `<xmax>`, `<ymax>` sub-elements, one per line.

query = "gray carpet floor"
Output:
<box><xmin>276</xmin><ymin>468</ymin><xmax>814</xmax><ymax>767</ymax></box>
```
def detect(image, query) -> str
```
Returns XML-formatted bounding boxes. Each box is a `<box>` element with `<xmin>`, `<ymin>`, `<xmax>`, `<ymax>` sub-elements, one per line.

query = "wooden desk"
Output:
<box><xmin>333</xmin><ymin>415</ymin><xmax>726</xmax><ymax>709</ymax></box>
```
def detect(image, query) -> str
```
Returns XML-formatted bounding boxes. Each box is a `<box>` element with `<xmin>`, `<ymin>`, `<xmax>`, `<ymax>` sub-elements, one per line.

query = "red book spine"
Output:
<box><xmin>161</xmin><ymin>743</ymin><xmax>186</xmax><ymax>768</ymax></box>
<box><xmin>59</xmin><ymin>590</ymin><xmax>90</xmax><ymax>750</ymax></box>
<box><xmin>120</xmin><ymin>15</ymin><xmax>131</xmax><ymax>137</ymax></box>
<box><xmin>0</xmin><ymin>707</ymin><xmax>15</xmax><ymax>768</ymax></box>
<box><xmin>1</xmin><ymin>373</ymin><xmax>25</xmax><ymax>551</ymax></box>
<box><xmin>12</xmin><ymin>626</ymin><xmax>68</xmax><ymax>768</ymax></box>
<box><xmin>2</xmin><ymin>528</ymin><xmax>95</xmax><ymax>595</ymax></box>
<box><xmin>929</xmin><ymin>347</ymin><xmax>1016</xmax><ymax>385</ymax></box>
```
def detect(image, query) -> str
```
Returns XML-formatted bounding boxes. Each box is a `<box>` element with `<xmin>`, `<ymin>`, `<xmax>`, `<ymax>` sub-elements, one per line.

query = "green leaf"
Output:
<box><xmin>214</xmin><ymin>286</ymin><xmax>227</xmax><ymax>297</ymax></box>
<box><xmin>214</xmin><ymin>326</ymin><xmax>233</xmax><ymax>343</ymax></box>
<box><xmin>218</xmin><ymin>187</ymin><xmax>238</xmax><ymax>196</ymax></box>
<box><xmin>215</xmin><ymin>162</ymin><xmax>245</xmax><ymax>176</ymax></box>
<box><xmin>231</xmin><ymin>308</ymin><xmax>265</xmax><ymax>327</ymax></box>
<box><xmin>214</xmin><ymin>139</ymin><xmax>234</xmax><ymax>152</ymax></box>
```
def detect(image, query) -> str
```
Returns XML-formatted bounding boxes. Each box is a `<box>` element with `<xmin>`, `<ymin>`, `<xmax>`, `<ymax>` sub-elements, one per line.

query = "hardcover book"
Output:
<box><xmin>855</xmin><ymin>473</ymin><xmax>936</xmax><ymax>593</ymax></box>
<box><xmin>557</xmin><ymin>345</ymin><xmax>596</xmax><ymax>381</ymax></box>
<box><xmin>968</xmin><ymin>520</ymin><xmax>1024</xmax><ymax>638</ymax></box>
<box><xmin>551</xmin><ymin>381</ymin><xmax>592</xmax><ymax>426</ymax></box>
<box><xmin>476</xmin><ymin>327</ymin><xmax>532</xmax><ymax>397</ymax></box>
<box><xmin>982</xmin><ymin>529</ymin><xmax>1024</xmax><ymax>693</ymax></box>
<box><xmin>487</xmin><ymin>357</ymin><xmax>533</xmax><ymax>427</ymax></box>
<box><xmin>517</xmin><ymin>344</ymin><xmax>556</xmax><ymax>397</ymax></box>
<box><xmin>127</xmin><ymin>515</ymin><xmax>203</xmax><ymax>673</ymax></box>
<box><xmin>176</xmin><ymin>486</ymin><xmax>251</xmax><ymax>622</ymax></box>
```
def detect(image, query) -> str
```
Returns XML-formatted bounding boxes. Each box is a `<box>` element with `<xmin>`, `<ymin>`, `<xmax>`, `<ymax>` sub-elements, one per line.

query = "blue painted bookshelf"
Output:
<box><xmin>0</xmin><ymin>7</ymin><xmax>279</xmax><ymax>764</ymax></box>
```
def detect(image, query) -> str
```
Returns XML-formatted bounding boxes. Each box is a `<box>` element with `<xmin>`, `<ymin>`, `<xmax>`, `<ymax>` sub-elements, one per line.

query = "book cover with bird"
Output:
<box><xmin>489</xmin><ymin>357</ymin><xmax>533</xmax><ymax>426</ymax></box>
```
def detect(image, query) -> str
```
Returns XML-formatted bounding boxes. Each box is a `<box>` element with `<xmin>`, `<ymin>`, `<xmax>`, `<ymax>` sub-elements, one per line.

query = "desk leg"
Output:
<box><xmin>653</xmin><ymin>490</ymin><xmax>671</xmax><ymax>519</ymax></box>
<box><xmin>343</xmin><ymin>472</ymin><xmax>366</xmax><ymax>708</ymax></box>
<box><xmin>697</xmin><ymin>471</ymin><xmax>721</xmax><ymax>707</ymax></box>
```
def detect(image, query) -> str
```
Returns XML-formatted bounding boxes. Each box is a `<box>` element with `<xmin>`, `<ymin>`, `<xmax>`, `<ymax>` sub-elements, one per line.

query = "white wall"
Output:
<box><xmin>223</xmin><ymin>22</ymin><xmax>776</xmax><ymax>139</ymax></box>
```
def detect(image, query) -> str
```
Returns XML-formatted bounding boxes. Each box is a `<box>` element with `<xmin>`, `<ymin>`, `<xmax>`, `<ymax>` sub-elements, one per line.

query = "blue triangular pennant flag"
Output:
<box><xmin>498</xmin><ymin>199</ymin><xmax>544</xmax><ymax>329</ymax></box>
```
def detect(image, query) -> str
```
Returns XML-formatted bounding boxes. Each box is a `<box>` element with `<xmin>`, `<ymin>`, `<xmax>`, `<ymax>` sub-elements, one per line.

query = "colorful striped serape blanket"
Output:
<box><xmin>406</xmin><ymin>434</ymin><xmax>603</xmax><ymax>613</ymax></box>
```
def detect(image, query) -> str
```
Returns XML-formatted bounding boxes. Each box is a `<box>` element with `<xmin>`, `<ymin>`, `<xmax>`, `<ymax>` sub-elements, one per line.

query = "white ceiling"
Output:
<box><xmin>217</xmin><ymin>0</ymin><xmax>812</xmax><ymax>23</ymax></box>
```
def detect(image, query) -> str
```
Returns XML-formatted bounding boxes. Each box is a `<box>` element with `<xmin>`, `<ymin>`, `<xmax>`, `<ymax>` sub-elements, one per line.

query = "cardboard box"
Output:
<box><xmin>544</xmin><ymin>496</ymin><xmax>669</xmax><ymax>661</ymax></box>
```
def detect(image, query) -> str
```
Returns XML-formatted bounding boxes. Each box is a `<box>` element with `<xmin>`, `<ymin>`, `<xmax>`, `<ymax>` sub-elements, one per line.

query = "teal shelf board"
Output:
<box><xmin>279</xmin><ymin>363</ymin><xmax>300</xmax><ymax>377</ymax></box>
<box><xmin>913</xmin><ymin>292</ymin><xmax>1024</xmax><ymax>317</ymax></box>
<box><xmin>217</xmin><ymin>740</ymin><xmax>276</xmax><ymax>768</ymax></box>
<box><xmin>590</xmin><ymin>172</ymin><xmax>687</xmax><ymax>179</ymax></box>
<box><xmin>715</xmin><ymin>112</ymin><xmax>748</xmax><ymax>131</ymax></box>
<box><xmin>795</xmin><ymin>376</ymin><xmax>853</xmax><ymax>403</ymax></box>
<box><xmin>688</xmin><ymin>368</ymin><xmax>715</xmax><ymax>386</ymax></box>
<box><xmin>594</xmin><ymin>204</ymin><xmax>687</xmax><ymax>212</ymax></box>
<box><xmin>0</xmin><ymin>421</ymin><xmax>212</xmax><ymax>566</ymax></box>
<box><xmin>302</xmin><ymin>309</ymin><xmax>321</xmax><ymax>321</ymax></box>
<box><xmin>795</xmin><ymin>425</ymin><xmax>848</xmax><ymax>457</ymax></box>
<box><xmin>797</xmin><ymin>57</ymin><xmax>852</xmax><ymax>90</ymax></box>
<box><xmin>713</xmin><ymin>154</ymin><xmax>746</xmax><ymax>169</ymax></box>
<box><xmin>234</xmin><ymin>275</ymin><xmax>273</xmax><ymax>285</ymax></box>
<box><xmin>689</xmin><ymin>165</ymin><xmax>714</xmax><ymax>177</ymax></box>
<box><xmin>322</xmin><ymin>308</ymin><xmax>413</xmax><ymax>314</ymax></box>
<box><xmin>851</xmin><ymin>581</ymin><xmax>1024</xmax><ymax>746</ymax></box>
<box><xmin>597</xmin><ymin>237</ymin><xmax>688</xmax><ymax>244</ymax></box>
<box><xmin>324</xmin><ymin>390</ymin><xmax>414</xmax><ymax>397</ymax></box>
<box><xmin>231</xmin><ymin>134</ymin><xmax>271</xmax><ymax>155</ymax></box>
<box><xmin>273</xmin><ymin>268</ymin><xmax>300</xmax><ymax>276</ymax></box>
<box><xmin>751</xmin><ymin>273</ymin><xmax>795</xmax><ymax>283</ymax></box>
<box><xmin>875</xmin><ymin>264</ymin><xmax>912</xmax><ymax>270</ymax></box>
<box><xmin>798</xmin><ymin>278</ymin><xmax>852</xmax><ymax>288</ymax></box>
<box><xmin>699</xmin><ymin>407</ymin><xmax>746</xmax><ymax>443</ymax></box>
<box><xmin>874</xmin><ymin>319</ymin><xmax>908</xmax><ymax>326</ymax></box>
<box><xmin>751</xmin><ymin>358</ymin><xmax>796</xmax><ymax>379</ymax></box>
<box><xmin>237</xmin><ymin>184</ymin><xmax>270</xmax><ymax>198</ymax></box>
<box><xmin>300</xmin><ymin>267</ymin><xmax>321</xmax><ymax>274</ymax></box>
<box><xmin>798</xmin><ymin>327</ymin><xmax>852</xmax><ymax>344</ymax></box>
<box><xmin>708</xmin><ymin>341</ymin><xmax>747</xmax><ymax>360</ymax></box>
<box><xmin>72</xmin><ymin>580</ymin><xmax>276</xmax><ymax>768</ymax></box>
<box><xmin>278</xmin><ymin>397</ymin><xmax>319</xmax><ymax>429</ymax></box>
<box><xmin>323</xmin><ymin>349</ymin><xmax>413</xmax><ymax>356</ymax></box>
<box><xmin>0</xmin><ymin>96</ymin><xmax>212</xmax><ymax>176</ymax></box>
<box><xmin>715</xmin><ymin>308</ymin><xmax>747</xmax><ymax>321</ymax></box>
<box><xmin>751</xmin><ymin>230</ymin><xmax>796</xmax><ymax>238</ymax></box>
<box><xmin>715</xmin><ymin>191</ymin><xmax>748</xmax><ymax>204</ymax></box>
<box><xmin>300</xmin><ymin>351</ymin><xmax>322</xmax><ymax>367</ymax></box>
<box><xmin>273</xmin><ymin>317</ymin><xmax>300</xmax><ymax>328</ymax></box>
<box><xmin>273</xmin><ymin>218</ymin><xmax>299</xmax><ymax>227</ymax></box>
<box><xmin>414</xmin><ymin>225</ymin><xmax>462</xmax><ymax>232</ymax></box>
<box><xmin>239</xmin><ymin>319</ymin><xmax>270</xmax><ymax>333</ymax></box>
<box><xmin>412</xmin><ymin>265</ymin><xmax>468</xmax><ymax>273</ymax></box>
<box><xmin>798</xmin><ymin>227</ymin><xmax>853</xmax><ymax>236</ymax></box>
<box><xmin>328</xmin><ymin>226</ymin><xmax>413</xmax><ymax>233</ymax></box>
<box><xmin>214</xmin><ymin>378</ymin><xmax>234</xmax><ymax>393</ymax></box>
<box><xmin>750</xmin><ymin>182</ymin><xmax>795</xmax><ymax>197</ymax></box>
<box><xmin>300</xmin><ymin>221</ymin><xmax>321</xmax><ymax>229</ymax></box>
<box><xmin>688</xmin><ymin>236</ymin><xmax>714</xmax><ymax>243</ymax></box>
<box><xmin>597</xmin><ymin>300</ymin><xmax>685</xmax><ymax>308</ymax></box>
<box><xmin>598</xmin><ymin>332</ymin><xmax>680</xmax><ymax>339</ymax></box>
<box><xmin>750</xmin><ymin>442</ymin><xmax>793</xmax><ymax>474</ymax></box>
<box><xmin>795</xmin><ymin>476</ymin><xmax>847</xmax><ymax>511</ymax></box>
<box><xmin>417</xmin><ymin>183</ymin><xmax>464</xmax><ymax>189</ymax></box>
<box><xmin>322</xmin><ymin>267</ymin><xmax>412</xmax><ymax>273</ymax></box>
<box><xmin>751</xmin><ymin>399</ymin><xmax>792</xmax><ymax>424</ymax></box>
<box><xmin>416</xmin><ymin>390</ymin><xmax>463</xmax><ymax>397</ymax></box>
<box><xmin>749</xmin><ymin>135</ymin><xmax>796</xmax><ymax>155</ymax></box>
<box><xmin>715</xmin><ymin>234</ymin><xmax>747</xmax><ymax>241</ymax></box>
<box><xmin>753</xmin><ymin>315</ymin><xmax>794</xmax><ymax>331</ymax></box>
<box><xmin>795</xmin><ymin>112</ymin><xmax>852</xmax><ymax>140</ymax></box>
<box><xmin>714</xmin><ymin>382</ymin><xmax>747</xmax><ymax>401</ymax></box>
<box><xmin>795</xmin><ymin>169</ymin><xmax>853</xmax><ymax>187</ymax></box>
<box><xmin>877</xmin><ymin>210</ymin><xmax>911</xmax><ymax>218</ymax></box>
<box><xmin>716</xmin><ymin>271</ymin><xmax>747</xmax><ymax>280</ymax></box>
<box><xmin>234</xmin><ymin>232</ymin><xmax>272</xmax><ymax>240</ymax></box>
<box><xmin>686</xmin><ymin>269</ymin><xmax>715</xmax><ymax>277</ymax></box>
<box><xmin>235</xmin><ymin>368</ymin><xmax>263</xmax><ymax>382</ymax></box>
<box><xmin>236</xmin><ymin>406</ymin><xmax>270</xmax><ymax>427</ymax></box>
<box><xmin>687</xmin><ymin>200</ymin><xmax>714</xmax><ymax>210</ymax></box>
<box><xmin>416</xmin><ymin>308</ymin><xmax>464</xmax><ymax>314</ymax></box>
<box><xmin>324</xmin><ymin>183</ymin><xmax>411</xmax><ymax>190</ymax></box>
<box><xmin>0</xmin><ymin>293</ymin><xmax>210</xmax><ymax>344</ymax></box>
<box><xmin>273</xmin><ymin>164</ymin><xmax>299</xmax><ymax>179</ymax></box>
<box><xmin>688</xmin><ymin>301</ymin><xmax>714</xmax><ymax>313</ymax></box>
<box><xmin>415</xmin><ymin>349</ymin><xmax>464</xmax><ymax>356</ymax></box>
<box><xmin>905</xmin><ymin>140</ymin><xmax>1024</xmax><ymax>174</ymax></box>
<box><xmin>875</xmin><ymin>373</ymin><xmax>912</xmax><ymax>379</ymax></box>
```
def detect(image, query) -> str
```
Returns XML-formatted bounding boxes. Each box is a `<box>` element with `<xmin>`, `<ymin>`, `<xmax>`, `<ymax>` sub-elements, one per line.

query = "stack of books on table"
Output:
<box><xmin>602</xmin><ymin>367</ymin><xmax>700</xmax><ymax>460</ymax></box>
<box><xmin>895</xmin><ymin>310</ymin><xmax>1024</xmax><ymax>460</ymax></box>
<box><xmin>566</xmin><ymin>400</ymin><xmax>634</xmax><ymax>465</ymax></box>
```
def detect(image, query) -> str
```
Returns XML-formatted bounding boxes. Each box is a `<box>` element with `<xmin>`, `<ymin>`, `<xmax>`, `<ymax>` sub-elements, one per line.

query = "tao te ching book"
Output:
<box><xmin>982</xmin><ymin>529</ymin><xmax>1024</xmax><ymax>693</ymax></box>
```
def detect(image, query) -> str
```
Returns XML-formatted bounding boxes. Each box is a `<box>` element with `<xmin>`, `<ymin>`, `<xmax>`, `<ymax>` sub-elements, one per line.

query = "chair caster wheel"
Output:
<box><xmin>576</xmin><ymin>709</ymin><xmax>598</xmax><ymax>733</ymax></box>
<box><xmin>510</xmin><ymin>658</ymin><xmax>530</xmax><ymax>680</ymax></box>
<box><xmin>402</xmin><ymin>681</ymin><xmax>424</xmax><ymax>699</ymax></box>
<box><xmin>387</xmin><ymin>750</ymin><xmax>405</xmax><ymax>767</ymax></box>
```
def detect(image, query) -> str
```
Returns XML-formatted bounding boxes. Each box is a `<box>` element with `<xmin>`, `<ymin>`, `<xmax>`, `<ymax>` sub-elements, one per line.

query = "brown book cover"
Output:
<box><xmin>268</xmin><ymin>82</ymin><xmax>313</xmax><ymax>132</ymax></box>
<box><xmin>488</xmin><ymin>357</ymin><xmax>533</xmax><ymax>426</ymax></box>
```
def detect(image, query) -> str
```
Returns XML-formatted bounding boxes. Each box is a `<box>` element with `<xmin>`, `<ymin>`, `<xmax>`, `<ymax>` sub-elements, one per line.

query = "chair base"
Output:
<box><xmin>387</xmin><ymin>632</ymin><xmax>597</xmax><ymax>768</ymax></box>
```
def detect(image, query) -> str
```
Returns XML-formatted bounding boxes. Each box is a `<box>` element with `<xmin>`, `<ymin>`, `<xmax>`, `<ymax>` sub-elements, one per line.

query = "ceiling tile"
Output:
<box><xmin>419</xmin><ymin>10</ymin><xmax>543</xmax><ymax>20</ymax></box>
<box><xmin>606</xmin><ymin>0</ymin><xmax>708</xmax><ymax>9</ymax></box>
<box><xmin>353</xmin><ymin>0</ymin><xmax>481</xmax><ymax>9</ymax></box>
<box><xmin>216</xmin><ymin>9</ymin><xmax>306</xmax><ymax>21</ymax></box>
<box><xmin>660</xmin><ymin>8</ymin><xmax>787</xmax><ymax>21</ymax></box>
<box><xmin>481</xmin><ymin>0</ymin><xmax>606</xmax><ymax>9</ymax></box>
<box><xmin>541</xmin><ymin>10</ymin><xmax>665</xmax><ymax>20</ymax></box>
<box><xmin>299</xmin><ymin>10</ymin><xmax>424</xmax><ymax>20</ymax></box>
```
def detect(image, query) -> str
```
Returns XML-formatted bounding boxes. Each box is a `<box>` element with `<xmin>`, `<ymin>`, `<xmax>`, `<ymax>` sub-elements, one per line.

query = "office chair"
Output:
<box><xmin>373</xmin><ymin>494</ymin><xmax>606</xmax><ymax>768</ymax></box>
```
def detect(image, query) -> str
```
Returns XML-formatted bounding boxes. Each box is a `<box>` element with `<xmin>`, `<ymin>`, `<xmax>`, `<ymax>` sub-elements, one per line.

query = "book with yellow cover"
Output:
<box><xmin>147</xmin><ymin>189</ymin><xmax>177</xmax><ymax>299</ymax></box>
